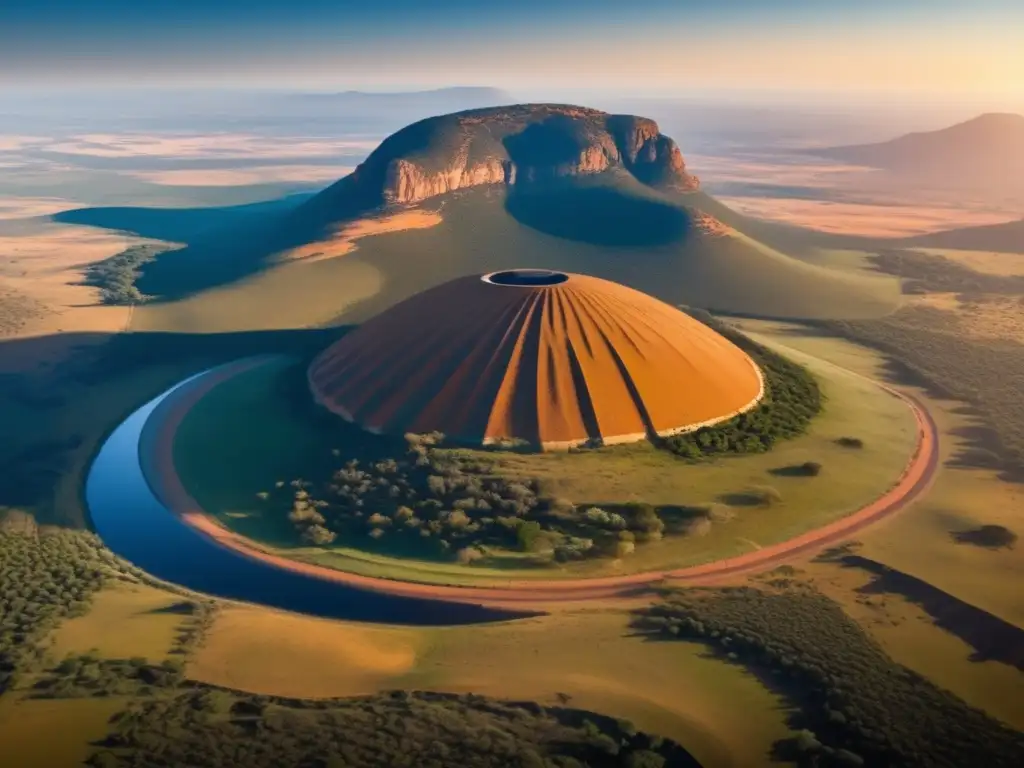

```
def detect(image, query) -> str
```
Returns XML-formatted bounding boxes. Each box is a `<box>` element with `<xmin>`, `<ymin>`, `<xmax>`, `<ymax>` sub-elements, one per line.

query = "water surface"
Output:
<box><xmin>85</xmin><ymin>366</ymin><xmax>528</xmax><ymax>626</ymax></box>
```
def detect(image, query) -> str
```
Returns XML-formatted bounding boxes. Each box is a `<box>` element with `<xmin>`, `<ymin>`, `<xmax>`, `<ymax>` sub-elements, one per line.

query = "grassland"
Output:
<box><xmin>636</xmin><ymin>586</ymin><xmax>1024</xmax><ymax>767</ymax></box>
<box><xmin>787</xmin><ymin>560</ymin><xmax>1024</xmax><ymax>729</ymax></box>
<box><xmin>733</xmin><ymin>320</ymin><xmax>1024</xmax><ymax>627</ymax></box>
<box><xmin>46</xmin><ymin>583</ymin><xmax>188</xmax><ymax>663</ymax></box>
<box><xmin>186</xmin><ymin>604</ymin><xmax>791</xmax><ymax>768</ymax></box>
<box><xmin>0</xmin><ymin>696</ymin><xmax>128</xmax><ymax>768</ymax></box>
<box><xmin>172</xmin><ymin>334</ymin><xmax>916</xmax><ymax>582</ymax></box>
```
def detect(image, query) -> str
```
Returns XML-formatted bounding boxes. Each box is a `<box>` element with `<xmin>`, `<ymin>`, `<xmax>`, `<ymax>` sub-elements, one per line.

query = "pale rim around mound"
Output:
<box><xmin>138</xmin><ymin>355</ymin><xmax>939</xmax><ymax>605</ymax></box>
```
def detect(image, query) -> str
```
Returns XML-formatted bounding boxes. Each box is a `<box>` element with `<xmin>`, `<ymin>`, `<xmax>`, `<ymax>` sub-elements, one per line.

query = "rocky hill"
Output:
<box><xmin>309</xmin><ymin>104</ymin><xmax>699</xmax><ymax>211</ymax></box>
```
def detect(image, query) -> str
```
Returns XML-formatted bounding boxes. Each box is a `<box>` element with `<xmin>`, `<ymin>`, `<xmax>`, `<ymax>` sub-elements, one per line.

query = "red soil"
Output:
<box><xmin>145</xmin><ymin>357</ymin><xmax>939</xmax><ymax>609</ymax></box>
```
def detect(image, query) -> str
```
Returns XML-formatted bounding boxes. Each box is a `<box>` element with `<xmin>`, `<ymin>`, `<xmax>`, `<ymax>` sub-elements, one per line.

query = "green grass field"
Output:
<box><xmin>173</xmin><ymin>331</ymin><xmax>917</xmax><ymax>583</ymax></box>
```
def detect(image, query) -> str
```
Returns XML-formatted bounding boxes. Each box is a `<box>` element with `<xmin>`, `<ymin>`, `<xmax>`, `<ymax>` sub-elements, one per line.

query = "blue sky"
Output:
<box><xmin>3</xmin><ymin>0</ymin><xmax>1022</xmax><ymax>101</ymax></box>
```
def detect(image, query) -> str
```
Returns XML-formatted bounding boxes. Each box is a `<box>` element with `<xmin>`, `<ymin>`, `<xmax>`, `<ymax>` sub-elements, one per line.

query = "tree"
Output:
<box><xmin>301</xmin><ymin>525</ymin><xmax>337</xmax><ymax>546</ymax></box>
<box><xmin>516</xmin><ymin>521</ymin><xmax>543</xmax><ymax>552</ymax></box>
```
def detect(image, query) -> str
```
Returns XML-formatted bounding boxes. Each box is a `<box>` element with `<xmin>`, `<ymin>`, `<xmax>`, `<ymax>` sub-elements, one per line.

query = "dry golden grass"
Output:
<box><xmin>0</xmin><ymin>696</ymin><xmax>126</xmax><ymax>768</ymax></box>
<box><xmin>188</xmin><ymin>606</ymin><xmax>790</xmax><ymax>768</ymax></box>
<box><xmin>284</xmin><ymin>209</ymin><xmax>443</xmax><ymax>264</ymax></box>
<box><xmin>187</xmin><ymin>605</ymin><xmax>422</xmax><ymax>697</ymax></box>
<box><xmin>0</xmin><ymin>221</ymin><xmax>163</xmax><ymax>370</ymax></box>
<box><xmin>799</xmin><ymin>561</ymin><xmax>1024</xmax><ymax>730</ymax></box>
<box><xmin>47</xmin><ymin>582</ymin><xmax>186</xmax><ymax>662</ymax></box>
<box><xmin>915</xmin><ymin>249</ymin><xmax>1024</xmax><ymax>277</ymax></box>
<box><xmin>911</xmin><ymin>293</ymin><xmax>1024</xmax><ymax>343</ymax></box>
<box><xmin>856</xmin><ymin>396</ymin><xmax>1024</xmax><ymax>627</ymax></box>
<box><xmin>716</xmin><ymin>196</ymin><xmax>1016</xmax><ymax>237</ymax></box>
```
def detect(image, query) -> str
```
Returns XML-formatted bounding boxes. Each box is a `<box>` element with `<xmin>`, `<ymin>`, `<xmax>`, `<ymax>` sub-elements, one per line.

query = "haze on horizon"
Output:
<box><xmin>2</xmin><ymin>0</ymin><xmax>1022</xmax><ymax>110</ymax></box>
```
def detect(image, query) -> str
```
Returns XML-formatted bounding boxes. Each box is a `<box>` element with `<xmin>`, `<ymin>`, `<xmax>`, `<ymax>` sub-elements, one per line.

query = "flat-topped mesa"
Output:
<box><xmin>341</xmin><ymin>104</ymin><xmax>699</xmax><ymax>206</ymax></box>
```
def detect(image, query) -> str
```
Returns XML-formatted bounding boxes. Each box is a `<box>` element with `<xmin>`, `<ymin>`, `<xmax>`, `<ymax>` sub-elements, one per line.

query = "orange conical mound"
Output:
<box><xmin>308</xmin><ymin>270</ymin><xmax>764</xmax><ymax>450</ymax></box>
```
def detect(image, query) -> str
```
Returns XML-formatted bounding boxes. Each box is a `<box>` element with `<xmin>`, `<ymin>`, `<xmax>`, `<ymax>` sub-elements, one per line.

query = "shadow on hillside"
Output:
<box><xmin>0</xmin><ymin>326</ymin><xmax>347</xmax><ymax>526</ymax></box>
<box><xmin>49</xmin><ymin>191</ymin><xmax>380</xmax><ymax>301</ymax></box>
<box><xmin>505</xmin><ymin>180</ymin><xmax>691</xmax><ymax>247</ymax></box>
<box><xmin>837</xmin><ymin>554</ymin><xmax>1024</xmax><ymax>670</ymax></box>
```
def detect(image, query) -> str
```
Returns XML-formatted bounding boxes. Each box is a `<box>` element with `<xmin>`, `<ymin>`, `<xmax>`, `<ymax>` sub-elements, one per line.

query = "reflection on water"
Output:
<box><xmin>85</xmin><ymin>365</ymin><xmax>528</xmax><ymax>626</ymax></box>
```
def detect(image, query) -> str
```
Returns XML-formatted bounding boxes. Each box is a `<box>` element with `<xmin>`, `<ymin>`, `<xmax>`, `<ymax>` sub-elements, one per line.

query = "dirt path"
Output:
<box><xmin>142</xmin><ymin>356</ymin><xmax>939</xmax><ymax>609</ymax></box>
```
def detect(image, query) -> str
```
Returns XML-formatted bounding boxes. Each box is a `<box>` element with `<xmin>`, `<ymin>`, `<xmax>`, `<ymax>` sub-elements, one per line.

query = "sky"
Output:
<box><xmin>2</xmin><ymin>0</ymin><xmax>1022</xmax><ymax>107</ymax></box>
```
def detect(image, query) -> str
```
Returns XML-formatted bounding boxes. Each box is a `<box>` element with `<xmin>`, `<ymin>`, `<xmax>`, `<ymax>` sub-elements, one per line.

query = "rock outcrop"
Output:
<box><xmin>327</xmin><ymin>104</ymin><xmax>699</xmax><ymax>208</ymax></box>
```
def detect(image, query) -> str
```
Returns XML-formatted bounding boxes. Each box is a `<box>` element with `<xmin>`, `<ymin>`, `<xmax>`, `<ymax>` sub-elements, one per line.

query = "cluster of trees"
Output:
<box><xmin>32</xmin><ymin>654</ymin><xmax>184</xmax><ymax>699</ymax></box>
<box><xmin>0</xmin><ymin>529</ymin><xmax>113</xmax><ymax>694</ymax></box>
<box><xmin>82</xmin><ymin>244</ymin><xmax>167</xmax><ymax>305</ymax></box>
<box><xmin>634</xmin><ymin>587</ymin><xmax>1024</xmax><ymax>767</ymax></box>
<box><xmin>662</xmin><ymin>314</ymin><xmax>823</xmax><ymax>460</ymax></box>
<box><xmin>827</xmin><ymin>304</ymin><xmax>1024</xmax><ymax>469</ymax></box>
<box><xmin>262</xmin><ymin>436</ymin><xmax>718</xmax><ymax>564</ymax></box>
<box><xmin>86</xmin><ymin>688</ymin><xmax>696</xmax><ymax>768</ymax></box>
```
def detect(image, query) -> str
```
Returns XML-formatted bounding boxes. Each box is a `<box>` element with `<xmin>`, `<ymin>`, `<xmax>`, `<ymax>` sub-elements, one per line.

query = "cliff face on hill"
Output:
<box><xmin>324</xmin><ymin>104</ymin><xmax>699</xmax><ymax>208</ymax></box>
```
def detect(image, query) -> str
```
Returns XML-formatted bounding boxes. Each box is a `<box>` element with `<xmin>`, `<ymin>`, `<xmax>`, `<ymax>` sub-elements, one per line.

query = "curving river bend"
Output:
<box><xmin>85</xmin><ymin>366</ymin><xmax>529</xmax><ymax>626</ymax></box>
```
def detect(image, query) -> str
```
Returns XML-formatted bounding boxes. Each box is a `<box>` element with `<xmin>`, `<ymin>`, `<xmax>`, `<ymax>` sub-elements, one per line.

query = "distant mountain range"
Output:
<box><xmin>812</xmin><ymin>113</ymin><xmax>1024</xmax><ymax>180</ymax></box>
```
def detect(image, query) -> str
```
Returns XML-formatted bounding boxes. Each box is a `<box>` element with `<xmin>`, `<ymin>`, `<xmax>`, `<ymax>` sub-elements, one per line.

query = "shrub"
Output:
<box><xmin>516</xmin><ymin>520</ymin><xmax>544</xmax><ymax>552</ymax></box>
<box><xmin>300</xmin><ymin>525</ymin><xmax>336</xmax><ymax>546</ymax></box>
<box><xmin>704</xmin><ymin>503</ymin><xmax>736</xmax><ymax>523</ymax></box>
<box><xmin>455</xmin><ymin>546</ymin><xmax>484</xmax><ymax>564</ymax></box>
<box><xmin>681</xmin><ymin>518</ymin><xmax>712</xmax><ymax>538</ymax></box>
<box><xmin>835</xmin><ymin>436</ymin><xmax>864</xmax><ymax>449</ymax></box>
<box><xmin>749</xmin><ymin>485</ymin><xmax>783</xmax><ymax>506</ymax></box>
<box><xmin>615</xmin><ymin>540</ymin><xmax>636</xmax><ymax>558</ymax></box>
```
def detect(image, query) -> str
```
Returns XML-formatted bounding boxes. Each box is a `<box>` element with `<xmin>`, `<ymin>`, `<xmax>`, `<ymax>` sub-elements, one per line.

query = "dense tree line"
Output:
<box><xmin>633</xmin><ymin>587</ymin><xmax>1024</xmax><ymax>768</ymax></box>
<box><xmin>0</xmin><ymin>526</ymin><xmax>180</xmax><ymax>696</ymax></box>
<box><xmin>83</xmin><ymin>244</ymin><xmax>168</xmax><ymax>305</ymax></box>
<box><xmin>826</xmin><ymin>305</ymin><xmax>1024</xmax><ymax>468</ymax></box>
<box><xmin>661</xmin><ymin>311</ymin><xmax>823</xmax><ymax>459</ymax></box>
<box><xmin>85</xmin><ymin>688</ymin><xmax>696</xmax><ymax>768</ymax></box>
<box><xmin>0</xmin><ymin>529</ymin><xmax>112</xmax><ymax>694</ymax></box>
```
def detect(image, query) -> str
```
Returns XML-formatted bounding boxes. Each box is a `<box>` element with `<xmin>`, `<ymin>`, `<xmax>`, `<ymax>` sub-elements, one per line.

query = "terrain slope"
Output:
<box><xmin>813</xmin><ymin>113</ymin><xmax>1024</xmax><ymax>187</ymax></box>
<box><xmin>128</xmin><ymin>104</ymin><xmax>899</xmax><ymax>326</ymax></box>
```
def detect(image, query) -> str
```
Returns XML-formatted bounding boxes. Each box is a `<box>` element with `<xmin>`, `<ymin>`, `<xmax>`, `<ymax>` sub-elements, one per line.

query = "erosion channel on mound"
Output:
<box><xmin>308</xmin><ymin>270</ymin><xmax>765</xmax><ymax>449</ymax></box>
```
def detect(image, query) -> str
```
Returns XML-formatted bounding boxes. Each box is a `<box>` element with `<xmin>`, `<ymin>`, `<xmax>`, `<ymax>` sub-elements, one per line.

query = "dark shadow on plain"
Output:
<box><xmin>951</xmin><ymin>524</ymin><xmax>1017</xmax><ymax>550</ymax></box>
<box><xmin>768</xmin><ymin>462</ymin><xmax>822</xmax><ymax>478</ymax></box>
<box><xmin>838</xmin><ymin>554</ymin><xmax>1024</xmax><ymax>670</ymax></box>
<box><xmin>0</xmin><ymin>326</ymin><xmax>347</xmax><ymax>522</ymax></box>
<box><xmin>143</xmin><ymin>601</ymin><xmax>199</xmax><ymax>616</ymax></box>
<box><xmin>51</xmin><ymin>193</ymin><xmax>316</xmax><ymax>245</ymax></box>
<box><xmin>716</xmin><ymin>491</ymin><xmax>773</xmax><ymax>507</ymax></box>
<box><xmin>49</xmin><ymin>184</ymin><xmax>387</xmax><ymax>301</ymax></box>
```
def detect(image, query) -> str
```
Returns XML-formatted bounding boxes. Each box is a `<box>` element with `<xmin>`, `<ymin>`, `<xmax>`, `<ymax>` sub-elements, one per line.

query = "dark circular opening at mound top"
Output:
<box><xmin>484</xmin><ymin>269</ymin><xmax>569</xmax><ymax>286</ymax></box>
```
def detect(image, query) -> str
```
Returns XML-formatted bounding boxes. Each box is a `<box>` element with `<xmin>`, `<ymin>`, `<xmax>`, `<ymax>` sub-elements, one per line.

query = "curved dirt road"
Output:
<box><xmin>142</xmin><ymin>356</ymin><xmax>939</xmax><ymax>608</ymax></box>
